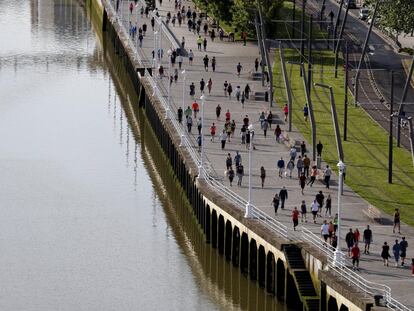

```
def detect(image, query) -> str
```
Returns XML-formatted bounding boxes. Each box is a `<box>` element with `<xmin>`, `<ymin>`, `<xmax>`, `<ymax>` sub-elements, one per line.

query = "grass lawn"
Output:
<box><xmin>275</xmin><ymin>1</ymin><xmax>329</xmax><ymax>40</ymax></box>
<box><xmin>273</xmin><ymin>48</ymin><xmax>414</xmax><ymax>226</ymax></box>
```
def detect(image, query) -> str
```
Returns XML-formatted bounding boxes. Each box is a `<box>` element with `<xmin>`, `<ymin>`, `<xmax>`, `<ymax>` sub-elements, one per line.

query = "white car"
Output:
<box><xmin>359</xmin><ymin>8</ymin><xmax>369</xmax><ymax>20</ymax></box>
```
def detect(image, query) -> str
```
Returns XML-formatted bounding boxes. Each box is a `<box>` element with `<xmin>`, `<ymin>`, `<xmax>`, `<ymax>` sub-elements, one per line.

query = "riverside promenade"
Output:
<box><xmin>116</xmin><ymin>0</ymin><xmax>414</xmax><ymax>307</ymax></box>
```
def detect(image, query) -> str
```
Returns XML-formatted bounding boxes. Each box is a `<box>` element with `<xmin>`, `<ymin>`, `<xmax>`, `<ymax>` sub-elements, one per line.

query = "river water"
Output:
<box><xmin>0</xmin><ymin>1</ymin><xmax>284</xmax><ymax>310</ymax></box>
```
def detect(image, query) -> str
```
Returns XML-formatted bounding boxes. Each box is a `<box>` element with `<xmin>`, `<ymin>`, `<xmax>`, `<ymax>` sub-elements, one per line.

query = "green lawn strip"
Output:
<box><xmin>275</xmin><ymin>1</ymin><xmax>328</xmax><ymax>40</ymax></box>
<box><xmin>273</xmin><ymin>48</ymin><xmax>414</xmax><ymax>226</ymax></box>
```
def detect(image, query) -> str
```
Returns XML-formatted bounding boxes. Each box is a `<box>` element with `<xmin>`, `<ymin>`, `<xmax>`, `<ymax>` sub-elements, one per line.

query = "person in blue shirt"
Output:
<box><xmin>277</xmin><ymin>157</ymin><xmax>285</xmax><ymax>178</ymax></box>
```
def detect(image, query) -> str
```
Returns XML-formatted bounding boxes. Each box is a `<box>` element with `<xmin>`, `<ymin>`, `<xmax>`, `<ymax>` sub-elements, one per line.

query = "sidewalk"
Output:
<box><xmin>120</xmin><ymin>0</ymin><xmax>414</xmax><ymax>307</ymax></box>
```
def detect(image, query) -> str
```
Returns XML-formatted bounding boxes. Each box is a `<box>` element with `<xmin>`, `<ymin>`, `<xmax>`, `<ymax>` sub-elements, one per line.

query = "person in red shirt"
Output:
<box><xmin>192</xmin><ymin>101</ymin><xmax>199</xmax><ymax>118</ymax></box>
<box><xmin>351</xmin><ymin>243</ymin><xmax>360</xmax><ymax>270</ymax></box>
<box><xmin>225</xmin><ymin>109</ymin><xmax>231</xmax><ymax>122</ymax></box>
<box><xmin>210</xmin><ymin>123</ymin><xmax>216</xmax><ymax>142</ymax></box>
<box><xmin>292</xmin><ymin>207</ymin><xmax>300</xmax><ymax>231</ymax></box>
<box><xmin>283</xmin><ymin>104</ymin><xmax>289</xmax><ymax>122</ymax></box>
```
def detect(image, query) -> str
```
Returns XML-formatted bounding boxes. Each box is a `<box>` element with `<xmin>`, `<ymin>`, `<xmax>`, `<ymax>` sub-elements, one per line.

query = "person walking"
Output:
<box><xmin>277</xmin><ymin>157</ymin><xmax>285</xmax><ymax>178</ymax></box>
<box><xmin>311</xmin><ymin>200</ymin><xmax>319</xmax><ymax>223</ymax></box>
<box><xmin>197</xmin><ymin>134</ymin><xmax>202</xmax><ymax>151</ymax></box>
<box><xmin>292</xmin><ymin>207</ymin><xmax>300</xmax><ymax>231</ymax></box>
<box><xmin>333</xmin><ymin>213</ymin><xmax>339</xmax><ymax>232</ymax></box>
<box><xmin>223</xmin><ymin>81</ymin><xmax>229</xmax><ymax>97</ymax></box>
<box><xmin>393</xmin><ymin>240</ymin><xmax>400</xmax><ymax>267</ymax></box>
<box><xmin>205</xmin><ymin>78</ymin><xmax>212</xmax><ymax>95</ymax></box>
<box><xmin>381</xmin><ymin>242</ymin><xmax>391</xmax><ymax>266</ymax></box>
<box><xmin>303</xmin><ymin>104</ymin><xmax>309</xmax><ymax>121</ymax></box>
<box><xmin>234</xmin><ymin>151</ymin><xmax>242</xmax><ymax>168</ymax></box>
<box><xmin>272</xmin><ymin>193</ymin><xmax>280</xmax><ymax>215</ymax></box>
<box><xmin>300</xmin><ymin>200</ymin><xmax>307</xmax><ymax>222</ymax></box>
<box><xmin>287</xmin><ymin>159</ymin><xmax>294</xmax><ymax>178</ymax></box>
<box><xmin>244</xmin><ymin>84</ymin><xmax>251</xmax><ymax>99</ymax></box>
<box><xmin>236</xmin><ymin>62</ymin><xmax>243</xmax><ymax>76</ymax></box>
<box><xmin>227</xmin><ymin>83</ymin><xmax>233</xmax><ymax>99</ymax></box>
<box><xmin>303</xmin><ymin>155</ymin><xmax>310</xmax><ymax>177</ymax></box>
<box><xmin>188</xmin><ymin>49</ymin><xmax>194</xmax><ymax>65</ymax></box>
<box><xmin>363</xmin><ymin>225</ymin><xmax>372</xmax><ymax>254</ymax></box>
<box><xmin>219</xmin><ymin>129</ymin><xmax>227</xmax><ymax>150</ymax></box>
<box><xmin>283</xmin><ymin>104</ymin><xmax>289</xmax><ymax>122</ymax></box>
<box><xmin>197</xmin><ymin>118</ymin><xmax>202</xmax><ymax>135</ymax></box>
<box><xmin>184</xmin><ymin>106</ymin><xmax>192</xmax><ymax>119</ymax></box>
<box><xmin>316</xmin><ymin>191</ymin><xmax>324</xmax><ymax>217</ymax></box>
<box><xmin>225</xmin><ymin>153</ymin><xmax>232</xmax><ymax>170</ymax></box>
<box><xmin>186</xmin><ymin>115</ymin><xmax>193</xmax><ymax>132</ymax></box>
<box><xmin>324</xmin><ymin>165</ymin><xmax>332</xmax><ymax>189</ymax></box>
<box><xmin>215</xmin><ymin>104</ymin><xmax>221</xmax><ymax>119</ymax></box>
<box><xmin>321</xmin><ymin>220</ymin><xmax>330</xmax><ymax>242</ymax></box>
<box><xmin>325</xmin><ymin>194</ymin><xmax>332</xmax><ymax>217</ymax></box>
<box><xmin>296</xmin><ymin>156</ymin><xmax>304</xmax><ymax>178</ymax></box>
<box><xmin>203</xmin><ymin>37</ymin><xmax>207</xmax><ymax>51</ymax></box>
<box><xmin>274</xmin><ymin>125</ymin><xmax>282</xmax><ymax>143</ymax></box>
<box><xmin>235</xmin><ymin>86</ymin><xmax>241</xmax><ymax>101</ymax></box>
<box><xmin>317</xmin><ymin>141</ymin><xmax>323</xmax><ymax>157</ymax></box>
<box><xmin>211</xmin><ymin>56</ymin><xmax>216</xmax><ymax>72</ymax></box>
<box><xmin>300</xmin><ymin>141</ymin><xmax>306</xmax><ymax>156</ymax></box>
<box><xmin>228</xmin><ymin>166</ymin><xmax>235</xmax><ymax>186</ymax></box>
<box><xmin>189</xmin><ymin>82</ymin><xmax>195</xmax><ymax>98</ymax></box>
<box><xmin>203</xmin><ymin>54</ymin><xmax>209</xmax><ymax>71</ymax></box>
<box><xmin>279</xmin><ymin>186</ymin><xmax>288</xmax><ymax>209</ymax></box>
<box><xmin>351</xmin><ymin>243</ymin><xmax>360</xmax><ymax>271</ymax></box>
<box><xmin>236</xmin><ymin>164</ymin><xmax>244</xmax><ymax>186</ymax></box>
<box><xmin>199</xmin><ymin>78</ymin><xmax>205</xmax><ymax>94</ymax></box>
<box><xmin>299</xmin><ymin>173</ymin><xmax>306</xmax><ymax>195</ymax></box>
<box><xmin>192</xmin><ymin>100</ymin><xmax>199</xmax><ymax>118</ymax></box>
<box><xmin>260</xmin><ymin>166</ymin><xmax>266</xmax><ymax>188</ymax></box>
<box><xmin>308</xmin><ymin>165</ymin><xmax>317</xmax><ymax>187</ymax></box>
<box><xmin>393</xmin><ymin>208</ymin><xmax>401</xmax><ymax>234</ymax></box>
<box><xmin>400</xmin><ymin>237</ymin><xmax>408</xmax><ymax>266</ymax></box>
<box><xmin>346</xmin><ymin>229</ymin><xmax>355</xmax><ymax>257</ymax></box>
<box><xmin>254</xmin><ymin>58</ymin><xmax>259</xmax><ymax>71</ymax></box>
<box><xmin>289</xmin><ymin>146</ymin><xmax>297</xmax><ymax>162</ymax></box>
<box><xmin>177</xmin><ymin>106</ymin><xmax>183</xmax><ymax>124</ymax></box>
<box><xmin>210</xmin><ymin>123</ymin><xmax>216</xmax><ymax>142</ymax></box>
<box><xmin>197</xmin><ymin>35</ymin><xmax>203</xmax><ymax>50</ymax></box>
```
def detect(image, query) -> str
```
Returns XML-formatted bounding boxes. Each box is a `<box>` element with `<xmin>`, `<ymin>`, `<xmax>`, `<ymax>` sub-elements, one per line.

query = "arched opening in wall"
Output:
<box><xmin>328</xmin><ymin>296</ymin><xmax>339</xmax><ymax>311</ymax></box>
<box><xmin>258</xmin><ymin>245</ymin><xmax>266</xmax><ymax>288</ymax></box>
<box><xmin>232</xmin><ymin>226</ymin><xmax>240</xmax><ymax>267</ymax></box>
<box><xmin>276</xmin><ymin>259</ymin><xmax>285</xmax><ymax>301</ymax></box>
<box><xmin>286</xmin><ymin>272</ymin><xmax>302</xmax><ymax>309</ymax></box>
<box><xmin>218</xmin><ymin>215</ymin><xmax>225</xmax><ymax>254</ymax></box>
<box><xmin>205</xmin><ymin>205</ymin><xmax>211</xmax><ymax>243</ymax></box>
<box><xmin>339</xmin><ymin>304</ymin><xmax>349</xmax><ymax>311</ymax></box>
<box><xmin>266</xmin><ymin>251</ymin><xmax>275</xmax><ymax>294</ymax></box>
<box><xmin>211</xmin><ymin>209</ymin><xmax>217</xmax><ymax>248</ymax></box>
<box><xmin>225</xmin><ymin>220</ymin><xmax>232</xmax><ymax>261</ymax></box>
<box><xmin>249</xmin><ymin>239</ymin><xmax>257</xmax><ymax>281</ymax></box>
<box><xmin>240</xmin><ymin>232</ymin><xmax>249</xmax><ymax>274</ymax></box>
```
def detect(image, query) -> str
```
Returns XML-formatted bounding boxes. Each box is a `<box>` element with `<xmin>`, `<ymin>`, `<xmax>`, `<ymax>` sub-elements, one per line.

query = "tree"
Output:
<box><xmin>365</xmin><ymin>0</ymin><xmax>414</xmax><ymax>36</ymax></box>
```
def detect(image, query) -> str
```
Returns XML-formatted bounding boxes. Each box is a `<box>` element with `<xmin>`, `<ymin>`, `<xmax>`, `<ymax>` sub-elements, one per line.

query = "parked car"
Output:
<box><xmin>344</xmin><ymin>0</ymin><xmax>357</xmax><ymax>9</ymax></box>
<box><xmin>359</xmin><ymin>8</ymin><xmax>370</xmax><ymax>20</ymax></box>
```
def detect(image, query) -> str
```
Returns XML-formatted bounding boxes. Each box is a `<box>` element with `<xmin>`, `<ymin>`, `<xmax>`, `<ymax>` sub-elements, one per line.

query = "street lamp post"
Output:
<box><xmin>245</xmin><ymin>130</ymin><xmax>253</xmax><ymax>218</ymax></box>
<box><xmin>335</xmin><ymin>160</ymin><xmax>346</xmax><ymax>264</ymax></box>
<box><xmin>165</xmin><ymin>50</ymin><xmax>172</xmax><ymax>120</ymax></box>
<box><xmin>198</xmin><ymin>95</ymin><xmax>205</xmax><ymax>179</ymax></box>
<box><xmin>153</xmin><ymin>31</ymin><xmax>158</xmax><ymax>69</ymax></box>
<box><xmin>179</xmin><ymin>70</ymin><xmax>186</xmax><ymax>147</ymax></box>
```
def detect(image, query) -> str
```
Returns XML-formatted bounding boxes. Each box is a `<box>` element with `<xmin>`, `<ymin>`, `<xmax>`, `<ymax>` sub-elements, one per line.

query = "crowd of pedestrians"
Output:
<box><xmin>120</xmin><ymin>0</ymin><xmax>414</xmax><ymax>278</ymax></box>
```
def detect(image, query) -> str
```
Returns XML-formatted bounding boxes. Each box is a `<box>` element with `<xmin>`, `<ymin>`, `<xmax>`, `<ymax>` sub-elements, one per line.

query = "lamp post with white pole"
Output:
<box><xmin>245</xmin><ymin>128</ymin><xmax>253</xmax><ymax>218</ymax></box>
<box><xmin>153</xmin><ymin>31</ymin><xmax>158</xmax><ymax>69</ymax></box>
<box><xmin>335</xmin><ymin>160</ymin><xmax>346</xmax><ymax>265</ymax></box>
<box><xmin>179</xmin><ymin>70</ymin><xmax>186</xmax><ymax>147</ymax></box>
<box><xmin>198</xmin><ymin>94</ymin><xmax>205</xmax><ymax>179</ymax></box>
<box><xmin>165</xmin><ymin>49</ymin><xmax>172</xmax><ymax>119</ymax></box>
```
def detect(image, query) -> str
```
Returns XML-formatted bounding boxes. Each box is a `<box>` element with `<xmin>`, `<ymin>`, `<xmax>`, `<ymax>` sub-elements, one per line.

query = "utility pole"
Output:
<box><xmin>355</xmin><ymin>0</ymin><xmax>380</xmax><ymax>105</ymax></box>
<box><xmin>388</xmin><ymin>71</ymin><xmax>394</xmax><ymax>184</ymax></box>
<box><xmin>333</xmin><ymin>0</ymin><xmax>345</xmax><ymax>51</ymax></box>
<box><xmin>292</xmin><ymin>0</ymin><xmax>296</xmax><ymax>38</ymax></box>
<box><xmin>397</xmin><ymin>54</ymin><xmax>414</xmax><ymax>147</ymax></box>
<box><xmin>308</xmin><ymin>15</ymin><xmax>313</xmax><ymax>96</ymax></box>
<box><xmin>344</xmin><ymin>42</ymin><xmax>349</xmax><ymax>141</ymax></box>
<box><xmin>334</xmin><ymin>2</ymin><xmax>350</xmax><ymax>78</ymax></box>
<box><xmin>300</xmin><ymin>0</ymin><xmax>306</xmax><ymax>73</ymax></box>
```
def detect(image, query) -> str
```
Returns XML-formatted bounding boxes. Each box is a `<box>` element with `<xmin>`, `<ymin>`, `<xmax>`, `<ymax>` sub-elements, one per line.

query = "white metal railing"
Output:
<box><xmin>106</xmin><ymin>2</ymin><xmax>411</xmax><ymax>310</ymax></box>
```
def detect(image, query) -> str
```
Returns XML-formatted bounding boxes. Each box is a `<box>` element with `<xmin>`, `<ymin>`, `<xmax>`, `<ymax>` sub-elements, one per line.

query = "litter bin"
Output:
<box><xmin>317</xmin><ymin>156</ymin><xmax>322</xmax><ymax>169</ymax></box>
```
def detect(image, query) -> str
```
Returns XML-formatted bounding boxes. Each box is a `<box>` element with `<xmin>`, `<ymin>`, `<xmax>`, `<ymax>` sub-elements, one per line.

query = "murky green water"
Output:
<box><xmin>0</xmin><ymin>1</ymin><xmax>285</xmax><ymax>310</ymax></box>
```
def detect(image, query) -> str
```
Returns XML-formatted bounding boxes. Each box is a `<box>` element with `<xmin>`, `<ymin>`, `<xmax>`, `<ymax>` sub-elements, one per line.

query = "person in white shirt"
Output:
<box><xmin>321</xmin><ymin>220</ymin><xmax>330</xmax><ymax>242</ymax></box>
<box><xmin>311</xmin><ymin>200</ymin><xmax>319</xmax><ymax>224</ymax></box>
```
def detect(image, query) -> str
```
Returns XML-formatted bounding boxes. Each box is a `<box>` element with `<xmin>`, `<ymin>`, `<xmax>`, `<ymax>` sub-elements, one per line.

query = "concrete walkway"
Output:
<box><xmin>117</xmin><ymin>0</ymin><xmax>414</xmax><ymax>307</ymax></box>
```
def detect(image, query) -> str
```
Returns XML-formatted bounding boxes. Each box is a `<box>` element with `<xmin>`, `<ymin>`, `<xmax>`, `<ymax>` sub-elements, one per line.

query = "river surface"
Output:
<box><xmin>0</xmin><ymin>1</ymin><xmax>285</xmax><ymax>310</ymax></box>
